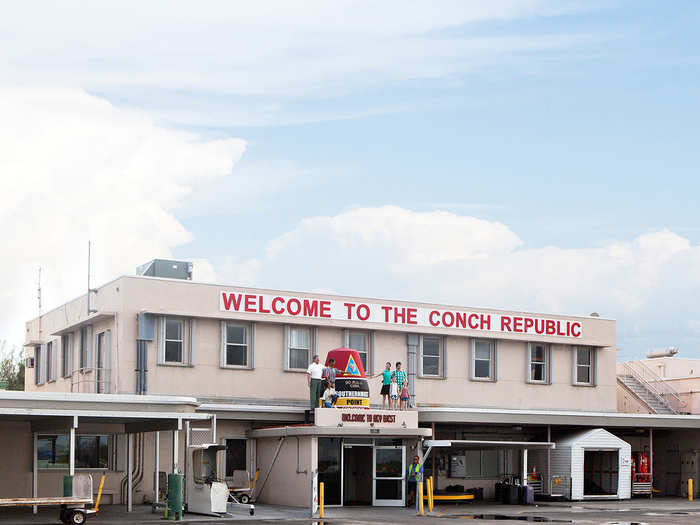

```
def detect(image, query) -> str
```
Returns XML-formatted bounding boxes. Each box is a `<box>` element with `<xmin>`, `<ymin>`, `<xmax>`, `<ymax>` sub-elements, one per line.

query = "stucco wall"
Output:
<box><xmin>254</xmin><ymin>436</ymin><xmax>313</xmax><ymax>507</ymax></box>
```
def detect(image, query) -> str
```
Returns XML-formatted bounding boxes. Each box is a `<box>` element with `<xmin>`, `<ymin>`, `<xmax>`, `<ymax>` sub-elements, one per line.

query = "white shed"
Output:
<box><xmin>551</xmin><ymin>428</ymin><xmax>631</xmax><ymax>500</ymax></box>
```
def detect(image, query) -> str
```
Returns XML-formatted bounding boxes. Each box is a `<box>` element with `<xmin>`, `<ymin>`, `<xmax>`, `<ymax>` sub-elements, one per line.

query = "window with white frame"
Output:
<box><xmin>79</xmin><ymin>326</ymin><xmax>88</xmax><ymax>371</ymax></box>
<box><xmin>46</xmin><ymin>341</ymin><xmax>56</xmax><ymax>382</ymax></box>
<box><xmin>287</xmin><ymin>326</ymin><xmax>311</xmax><ymax>370</ymax></box>
<box><xmin>347</xmin><ymin>331</ymin><xmax>370</xmax><ymax>372</ymax></box>
<box><xmin>421</xmin><ymin>336</ymin><xmax>442</xmax><ymax>377</ymax></box>
<box><xmin>528</xmin><ymin>343</ymin><xmax>548</xmax><ymax>383</ymax></box>
<box><xmin>471</xmin><ymin>340</ymin><xmax>495</xmax><ymax>381</ymax></box>
<box><xmin>224</xmin><ymin>323</ymin><xmax>249</xmax><ymax>367</ymax></box>
<box><xmin>574</xmin><ymin>346</ymin><xmax>594</xmax><ymax>385</ymax></box>
<box><xmin>34</xmin><ymin>345</ymin><xmax>43</xmax><ymax>385</ymax></box>
<box><xmin>164</xmin><ymin>318</ymin><xmax>184</xmax><ymax>363</ymax></box>
<box><xmin>61</xmin><ymin>333</ymin><xmax>73</xmax><ymax>378</ymax></box>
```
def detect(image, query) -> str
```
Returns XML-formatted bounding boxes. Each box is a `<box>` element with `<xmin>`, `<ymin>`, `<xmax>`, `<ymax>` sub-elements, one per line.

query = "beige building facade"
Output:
<box><xmin>9</xmin><ymin>266</ymin><xmax>700</xmax><ymax>513</ymax></box>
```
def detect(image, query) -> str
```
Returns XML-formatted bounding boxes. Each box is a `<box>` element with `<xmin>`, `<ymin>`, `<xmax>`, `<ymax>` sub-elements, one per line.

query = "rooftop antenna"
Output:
<box><xmin>87</xmin><ymin>241</ymin><xmax>97</xmax><ymax>315</ymax></box>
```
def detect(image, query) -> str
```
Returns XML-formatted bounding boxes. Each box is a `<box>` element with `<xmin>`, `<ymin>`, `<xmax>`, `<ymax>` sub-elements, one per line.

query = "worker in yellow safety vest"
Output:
<box><xmin>406</xmin><ymin>455</ymin><xmax>423</xmax><ymax>506</ymax></box>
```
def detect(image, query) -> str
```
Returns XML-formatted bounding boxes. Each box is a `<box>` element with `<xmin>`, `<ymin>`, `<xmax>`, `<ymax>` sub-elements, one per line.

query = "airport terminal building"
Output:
<box><xmin>6</xmin><ymin>260</ymin><xmax>700</xmax><ymax>513</ymax></box>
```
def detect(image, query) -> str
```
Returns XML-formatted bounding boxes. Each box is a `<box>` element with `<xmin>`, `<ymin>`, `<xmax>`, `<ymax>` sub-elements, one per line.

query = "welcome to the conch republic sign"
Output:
<box><xmin>219</xmin><ymin>291</ymin><xmax>583</xmax><ymax>338</ymax></box>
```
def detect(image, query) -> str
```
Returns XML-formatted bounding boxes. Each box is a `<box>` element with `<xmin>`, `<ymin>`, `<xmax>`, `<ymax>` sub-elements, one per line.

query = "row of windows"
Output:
<box><xmin>35</xmin><ymin>327</ymin><xmax>109</xmax><ymax>388</ymax></box>
<box><xmin>37</xmin><ymin>434</ymin><xmax>109</xmax><ymax>469</ymax></box>
<box><xmin>157</xmin><ymin>316</ymin><xmax>597</xmax><ymax>386</ymax></box>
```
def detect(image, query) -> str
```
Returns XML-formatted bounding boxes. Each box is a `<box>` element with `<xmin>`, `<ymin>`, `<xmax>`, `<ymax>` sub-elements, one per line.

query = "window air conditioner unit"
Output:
<box><xmin>25</xmin><ymin>357</ymin><xmax>35</xmax><ymax>368</ymax></box>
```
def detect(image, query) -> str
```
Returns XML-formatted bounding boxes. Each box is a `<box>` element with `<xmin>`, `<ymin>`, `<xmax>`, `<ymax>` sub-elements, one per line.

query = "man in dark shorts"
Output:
<box><xmin>379</xmin><ymin>361</ymin><xmax>392</xmax><ymax>409</ymax></box>
<box><xmin>406</xmin><ymin>455</ymin><xmax>423</xmax><ymax>506</ymax></box>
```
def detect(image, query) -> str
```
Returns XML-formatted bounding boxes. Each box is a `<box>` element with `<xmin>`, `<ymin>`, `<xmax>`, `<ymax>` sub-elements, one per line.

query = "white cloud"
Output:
<box><xmin>215</xmin><ymin>206</ymin><xmax>700</xmax><ymax>357</ymax></box>
<box><xmin>0</xmin><ymin>1</ymin><xmax>600</xmax><ymax>124</ymax></box>
<box><xmin>0</xmin><ymin>87</ymin><xmax>246</xmax><ymax>347</ymax></box>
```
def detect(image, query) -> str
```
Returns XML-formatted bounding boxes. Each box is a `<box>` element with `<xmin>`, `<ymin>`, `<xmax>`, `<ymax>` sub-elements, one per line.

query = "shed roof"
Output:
<box><xmin>556</xmin><ymin>427</ymin><xmax>630</xmax><ymax>448</ymax></box>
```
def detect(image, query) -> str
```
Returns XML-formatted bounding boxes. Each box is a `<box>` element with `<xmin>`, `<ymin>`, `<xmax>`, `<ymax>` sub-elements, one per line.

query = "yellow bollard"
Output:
<box><xmin>92</xmin><ymin>473</ymin><xmax>106</xmax><ymax>512</ymax></box>
<box><xmin>428</xmin><ymin>477</ymin><xmax>434</xmax><ymax>512</ymax></box>
<box><xmin>319</xmin><ymin>481</ymin><xmax>324</xmax><ymax>518</ymax></box>
<box><xmin>418</xmin><ymin>481</ymin><xmax>424</xmax><ymax>516</ymax></box>
<box><xmin>689</xmin><ymin>479</ymin><xmax>693</xmax><ymax>502</ymax></box>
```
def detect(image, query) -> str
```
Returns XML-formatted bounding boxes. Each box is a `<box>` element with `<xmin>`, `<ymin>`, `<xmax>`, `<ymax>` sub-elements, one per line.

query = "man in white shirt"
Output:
<box><xmin>307</xmin><ymin>354</ymin><xmax>324</xmax><ymax>409</ymax></box>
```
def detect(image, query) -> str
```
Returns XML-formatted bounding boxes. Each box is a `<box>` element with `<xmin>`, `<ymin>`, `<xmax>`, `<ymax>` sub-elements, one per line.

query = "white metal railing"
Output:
<box><xmin>618</xmin><ymin>361</ymin><xmax>686</xmax><ymax>414</ymax></box>
<box><xmin>69</xmin><ymin>367</ymin><xmax>110</xmax><ymax>393</ymax></box>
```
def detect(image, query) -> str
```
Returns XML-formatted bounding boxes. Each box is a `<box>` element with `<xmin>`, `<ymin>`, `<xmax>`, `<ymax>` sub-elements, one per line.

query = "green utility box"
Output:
<box><xmin>166</xmin><ymin>473</ymin><xmax>184</xmax><ymax>520</ymax></box>
<box><xmin>63</xmin><ymin>475</ymin><xmax>73</xmax><ymax>497</ymax></box>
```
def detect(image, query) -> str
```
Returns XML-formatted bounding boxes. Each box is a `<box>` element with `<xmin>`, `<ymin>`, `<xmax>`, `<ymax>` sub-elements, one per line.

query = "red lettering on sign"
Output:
<box><xmin>303</xmin><ymin>299</ymin><xmax>318</xmax><ymax>317</ymax></box>
<box><xmin>406</xmin><ymin>308</ymin><xmax>417</xmax><ymax>324</ymax></box>
<box><xmin>524</xmin><ymin>318</ymin><xmax>534</xmax><ymax>332</ymax></box>
<box><xmin>545</xmin><ymin>320</ymin><xmax>556</xmax><ymax>335</ymax></box>
<box><xmin>381</xmin><ymin>306</ymin><xmax>392</xmax><ymax>322</ymax></box>
<box><xmin>442</xmin><ymin>311</ymin><xmax>454</xmax><ymax>327</ymax></box>
<box><xmin>455</xmin><ymin>312</ymin><xmax>467</xmax><ymax>328</ymax></box>
<box><xmin>429</xmin><ymin>310</ymin><xmax>440</xmax><ymax>327</ymax></box>
<box><xmin>513</xmin><ymin>317</ymin><xmax>523</xmax><ymax>332</ymax></box>
<box><xmin>320</xmin><ymin>301</ymin><xmax>331</xmax><ymax>318</ymax></box>
<box><xmin>501</xmin><ymin>316</ymin><xmax>512</xmax><ymax>331</ymax></box>
<box><xmin>556</xmin><ymin>321</ymin><xmax>566</xmax><ymax>336</ymax></box>
<box><xmin>221</xmin><ymin>292</ymin><xmax>242</xmax><ymax>311</ymax></box>
<box><xmin>271</xmin><ymin>297</ymin><xmax>285</xmax><ymax>314</ymax></box>
<box><xmin>287</xmin><ymin>298</ymin><xmax>301</xmax><ymax>315</ymax></box>
<box><xmin>394</xmin><ymin>307</ymin><xmax>406</xmax><ymax>324</ymax></box>
<box><xmin>258</xmin><ymin>295</ymin><xmax>271</xmax><ymax>314</ymax></box>
<box><xmin>344</xmin><ymin>303</ymin><xmax>355</xmax><ymax>319</ymax></box>
<box><xmin>357</xmin><ymin>304</ymin><xmax>370</xmax><ymax>321</ymax></box>
<box><xmin>481</xmin><ymin>314</ymin><xmax>491</xmax><ymax>330</ymax></box>
<box><xmin>571</xmin><ymin>322</ymin><xmax>582</xmax><ymax>338</ymax></box>
<box><xmin>244</xmin><ymin>294</ymin><xmax>256</xmax><ymax>312</ymax></box>
<box><xmin>535</xmin><ymin>319</ymin><xmax>545</xmax><ymax>334</ymax></box>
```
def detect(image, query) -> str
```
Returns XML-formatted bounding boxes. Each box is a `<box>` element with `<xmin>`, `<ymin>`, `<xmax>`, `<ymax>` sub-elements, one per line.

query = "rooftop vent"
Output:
<box><xmin>136</xmin><ymin>259</ymin><xmax>193</xmax><ymax>280</ymax></box>
<box><xmin>646</xmin><ymin>346</ymin><xmax>679</xmax><ymax>359</ymax></box>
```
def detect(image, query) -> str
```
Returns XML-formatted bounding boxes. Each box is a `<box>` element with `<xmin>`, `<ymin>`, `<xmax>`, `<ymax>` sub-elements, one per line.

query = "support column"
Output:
<box><xmin>211</xmin><ymin>415</ymin><xmax>217</xmax><ymax>443</ymax></box>
<box><xmin>172</xmin><ymin>429</ymin><xmax>179</xmax><ymax>473</ymax></box>
<box><xmin>69</xmin><ymin>426</ymin><xmax>75</xmax><ymax>477</ymax></box>
<box><xmin>32</xmin><ymin>433</ymin><xmax>37</xmax><ymax>514</ymax></box>
<box><xmin>154</xmin><ymin>432</ymin><xmax>160</xmax><ymax>504</ymax></box>
<box><xmin>649</xmin><ymin>427</ymin><xmax>654</xmax><ymax>498</ymax></box>
<box><xmin>547</xmin><ymin>425</ymin><xmax>552</xmax><ymax>495</ymax></box>
<box><xmin>127</xmin><ymin>433</ymin><xmax>133</xmax><ymax>512</ymax></box>
<box><xmin>406</xmin><ymin>334</ymin><xmax>419</xmax><ymax>408</ymax></box>
<box><xmin>522</xmin><ymin>449</ymin><xmax>528</xmax><ymax>486</ymax></box>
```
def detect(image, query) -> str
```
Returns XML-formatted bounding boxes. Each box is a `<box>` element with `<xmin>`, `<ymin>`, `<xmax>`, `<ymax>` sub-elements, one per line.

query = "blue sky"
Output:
<box><xmin>1</xmin><ymin>1</ymin><xmax>699</xmax><ymax>359</ymax></box>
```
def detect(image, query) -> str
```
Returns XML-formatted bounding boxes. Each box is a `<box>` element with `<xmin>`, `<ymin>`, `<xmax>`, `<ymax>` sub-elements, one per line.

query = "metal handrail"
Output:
<box><xmin>70</xmin><ymin>367</ymin><xmax>110</xmax><ymax>393</ymax></box>
<box><xmin>618</xmin><ymin>361</ymin><xmax>686</xmax><ymax>414</ymax></box>
<box><xmin>633</xmin><ymin>360</ymin><xmax>687</xmax><ymax>412</ymax></box>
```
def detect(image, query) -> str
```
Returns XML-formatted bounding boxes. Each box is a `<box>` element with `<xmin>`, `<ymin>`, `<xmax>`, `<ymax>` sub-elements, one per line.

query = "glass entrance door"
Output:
<box><xmin>373</xmin><ymin>445</ymin><xmax>405</xmax><ymax>506</ymax></box>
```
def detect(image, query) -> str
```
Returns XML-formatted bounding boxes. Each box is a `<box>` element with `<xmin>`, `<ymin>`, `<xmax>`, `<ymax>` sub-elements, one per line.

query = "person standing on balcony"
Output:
<box><xmin>307</xmin><ymin>354</ymin><xmax>324</xmax><ymax>409</ymax></box>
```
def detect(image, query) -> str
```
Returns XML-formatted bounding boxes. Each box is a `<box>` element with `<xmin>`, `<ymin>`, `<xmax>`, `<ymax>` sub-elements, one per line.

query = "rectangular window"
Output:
<box><xmin>165</xmin><ymin>319</ymin><xmax>184</xmax><ymax>363</ymax></box>
<box><xmin>46</xmin><ymin>341</ymin><xmax>55</xmax><ymax>382</ymax></box>
<box><xmin>225</xmin><ymin>438</ymin><xmax>247</xmax><ymax>477</ymax></box>
<box><xmin>79</xmin><ymin>327</ymin><xmax>88</xmax><ymax>371</ymax></box>
<box><xmin>34</xmin><ymin>345</ymin><xmax>42</xmax><ymax>385</ymax></box>
<box><xmin>61</xmin><ymin>334</ymin><xmax>73</xmax><ymax>378</ymax></box>
<box><xmin>528</xmin><ymin>343</ymin><xmax>548</xmax><ymax>383</ymax></box>
<box><xmin>471</xmin><ymin>340</ymin><xmax>495</xmax><ymax>381</ymax></box>
<box><xmin>37</xmin><ymin>434</ymin><xmax>108</xmax><ymax>469</ymax></box>
<box><xmin>225</xmin><ymin>323</ymin><xmax>248</xmax><ymax>367</ymax></box>
<box><xmin>452</xmin><ymin>450</ymin><xmax>500</xmax><ymax>479</ymax></box>
<box><xmin>347</xmin><ymin>331</ymin><xmax>369</xmax><ymax>372</ymax></box>
<box><xmin>421</xmin><ymin>336</ymin><xmax>441</xmax><ymax>377</ymax></box>
<box><xmin>287</xmin><ymin>326</ymin><xmax>311</xmax><ymax>370</ymax></box>
<box><xmin>574</xmin><ymin>346</ymin><xmax>594</xmax><ymax>385</ymax></box>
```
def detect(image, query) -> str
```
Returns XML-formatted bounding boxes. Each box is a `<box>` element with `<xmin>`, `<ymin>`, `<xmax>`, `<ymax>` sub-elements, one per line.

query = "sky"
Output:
<box><xmin>1</xmin><ymin>1</ymin><xmax>699</xmax><ymax>360</ymax></box>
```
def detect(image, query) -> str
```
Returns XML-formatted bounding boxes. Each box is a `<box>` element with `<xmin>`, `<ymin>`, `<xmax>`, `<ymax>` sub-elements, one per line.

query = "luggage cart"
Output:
<box><xmin>0</xmin><ymin>473</ymin><xmax>102</xmax><ymax>524</ymax></box>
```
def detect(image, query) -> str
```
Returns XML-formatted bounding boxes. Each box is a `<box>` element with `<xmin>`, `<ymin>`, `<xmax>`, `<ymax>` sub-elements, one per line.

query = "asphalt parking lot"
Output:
<box><xmin>2</xmin><ymin>499</ymin><xmax>700</xmax><ymax>524</ymax></box>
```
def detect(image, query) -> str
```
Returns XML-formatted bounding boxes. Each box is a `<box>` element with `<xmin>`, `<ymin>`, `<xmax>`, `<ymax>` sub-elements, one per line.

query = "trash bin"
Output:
<box><xmin>520</xmin><ymin>484</ymin><xmax>534</xmax><ymax>505</ymax></box>
<box><xmin>494</xmin><ymin>482</ymin><xmax>503</xmax><ymax>502</ymax></box>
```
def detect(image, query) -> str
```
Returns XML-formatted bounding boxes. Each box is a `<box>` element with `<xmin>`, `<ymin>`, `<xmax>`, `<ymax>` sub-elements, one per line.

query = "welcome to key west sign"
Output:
<box><xmin>220</xmin><ymin>291</ymin><xmax>583</xmax><ymax>339</ymax></box>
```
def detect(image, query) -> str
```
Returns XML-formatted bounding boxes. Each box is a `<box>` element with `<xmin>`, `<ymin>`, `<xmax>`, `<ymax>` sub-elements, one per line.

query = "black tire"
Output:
<box><xmin>239</xmin><ymin>494</ymin><xmax>250</xmax><ymax>504</ymax></box>
<box><xmin>68</xmin><ymin>510</ymin><xmax>86</xmax><ymax>525</ymax></box>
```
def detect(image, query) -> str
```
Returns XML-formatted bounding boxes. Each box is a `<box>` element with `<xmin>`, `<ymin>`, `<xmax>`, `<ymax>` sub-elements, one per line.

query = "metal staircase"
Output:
<box><xmin>617</xmin><ymin>361</ymin><xmax>687</xmax><ymax>414</ymax></box>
